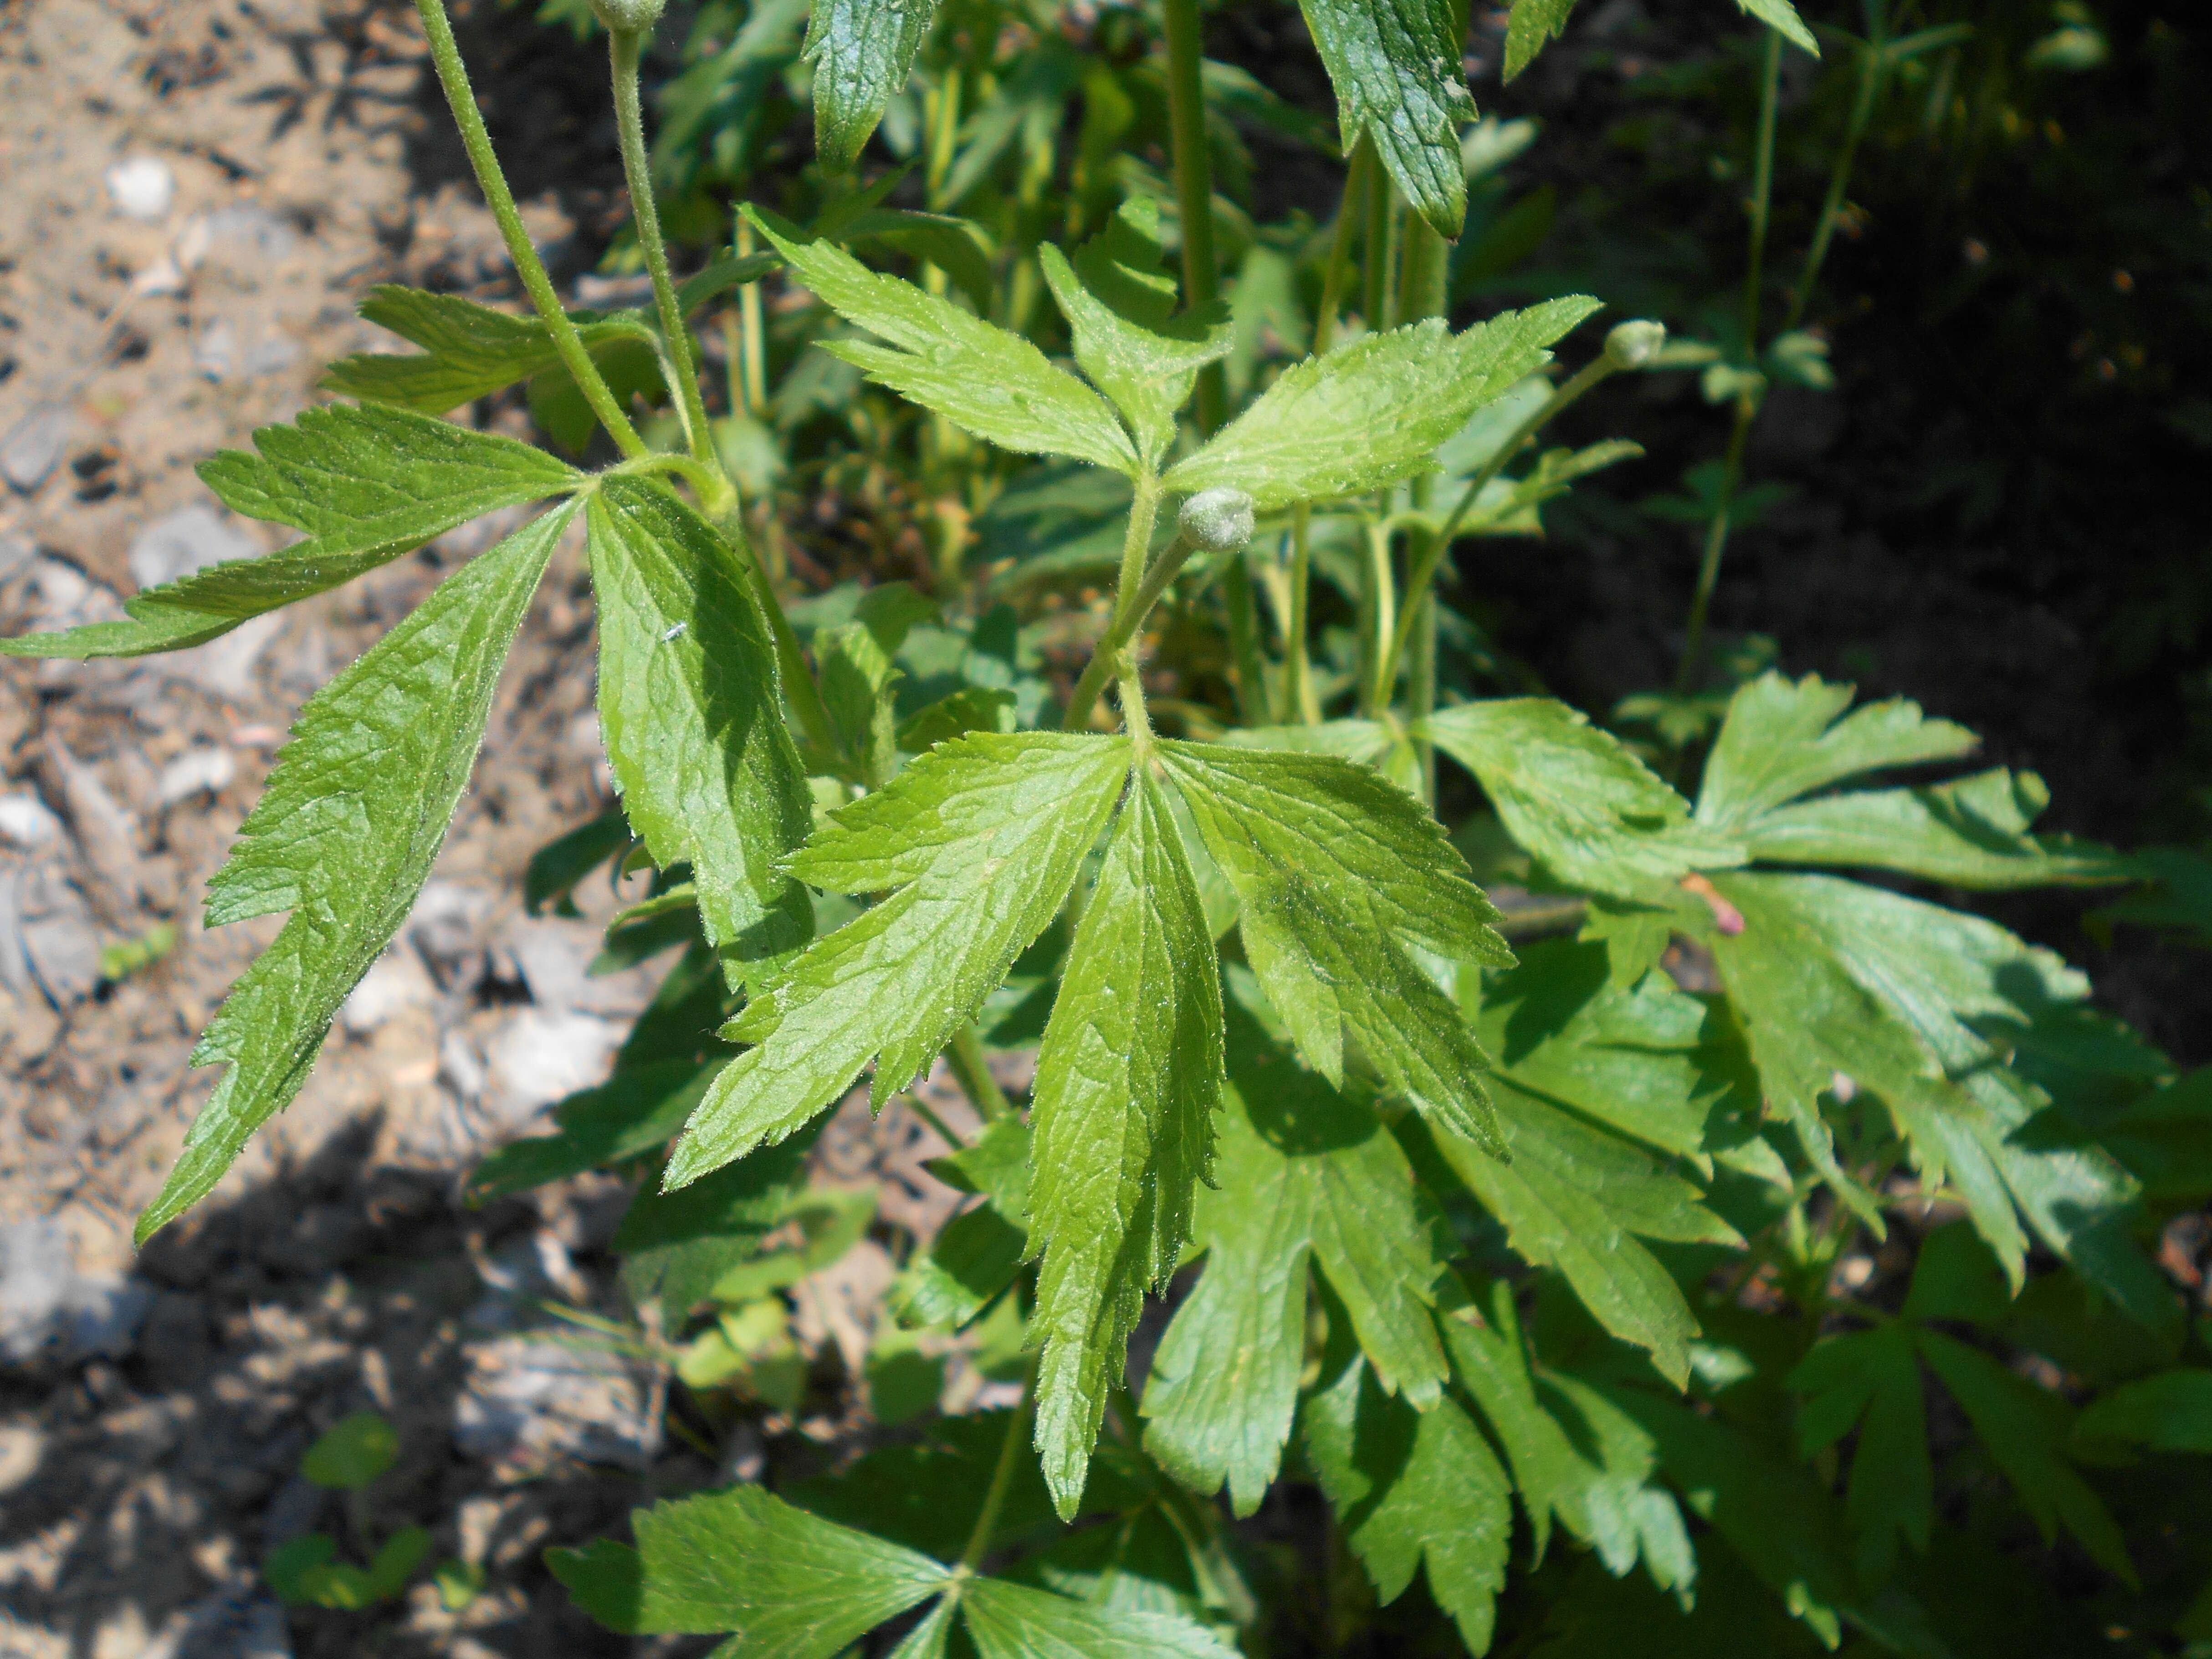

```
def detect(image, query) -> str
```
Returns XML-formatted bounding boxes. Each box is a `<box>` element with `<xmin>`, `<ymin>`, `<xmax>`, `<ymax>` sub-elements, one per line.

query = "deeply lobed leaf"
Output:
<box><xmin>138</xmin><ymin>502</ymin><xmax>574</xmax><ymax>1241</ymax></box>
<box><xmin>1296</xmin><ymin>0</ymin><xmax>1477</xmax><ymax>237</ymax></box>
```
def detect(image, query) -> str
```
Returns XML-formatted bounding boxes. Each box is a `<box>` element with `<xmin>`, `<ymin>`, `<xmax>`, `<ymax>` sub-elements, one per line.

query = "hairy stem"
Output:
<box><xmin>1064</xmin><ymin>484</ymin><xmax>1164</xmax><ymax>731</ymax></box>
<box><xmin>1742</xmin><ymin>26</ymin><xmax>1783</xmax><ymax>352</ymax></box>
<box><xmin>946</xmin><ymin>1025</ymin><xmax>1011</xmax><ymax>1122</ymax></box>
<box><xmin>1674</xmin><ymin>390</ymin><xmax>1756</xmax><ymax>696</ymax></box>
<box><xmin>611</xmin><ymin>29</ymin><xmax>721</xmax><ymax>487</ymax></box>
<box><xmin>1397</xmin><ymin>215</ymin><xmax>1447</xmax><ymax>798</ymax></box>
<box><xmin>959</xmin><ymin>1357</ymin><xmax>1036</xmax><ymax>1572</ymax></box>
<box><xmin>735</xmin><ymin>215</ymin><xmax>768</xmax><ymax>415</ymax></box>
<box><xmin>1786</xmin><ymin>18</ymin><xmax>1888</xmax><ymax>333</ymax></box>
<box><xmin>1283</xmin><ymin>139</ymin><xmax>1371</xmax><ymax>725</ymax></box>
<box><xmin>1373</xmin><ymin>353</ymin><xmax>1618</xmax><ymax>706</ymax></box>
<box><xmin>414</xmin><ymin>0</ymin><xmax>645</xmax><ymax>457</ymax></box>
<box><xmin>1161</xmin><ymin>0</ymin><xmax>1224</xmax><ymax>434</ymax></box>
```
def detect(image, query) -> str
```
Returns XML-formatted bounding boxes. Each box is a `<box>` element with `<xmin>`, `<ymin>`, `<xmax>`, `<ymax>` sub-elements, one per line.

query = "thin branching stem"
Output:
<box><xmin>610</xmin><ymin>28</ymin><xmax>722</xmax><ymax>490</ymax></box>
<box><xmin>413</xmin><ymin>0</ymin><xmax>645</xmax><ymax>458</ymax></box>
<box><xmin>1064</xmin><ymin>483</ymin><xmax>1165</xmax><ymax>731</ymax></box>
<box><xmin>1161</xmin><ymin>0</ymin><xmax>1223</xmax><ymax>435</ymax></box>
<box><xmin>958</xmin><ymin>1357</ymin><xmax>1037</xmax><ymax>1572</ymax></box>
<box><xmin>946</xmin><ymin>1026</ymin><xmax>1011</xmax><ymax>1122</ymax></box>
<box><xmin>1786</xmin><ymin>9</ymin><xmax>1889</xmax><ymax>333</ymax></box>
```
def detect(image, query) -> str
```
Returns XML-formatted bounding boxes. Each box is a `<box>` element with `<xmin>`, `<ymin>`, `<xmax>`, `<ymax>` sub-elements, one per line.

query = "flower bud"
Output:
<box><xmin>1177</xmin><ymin>488</ymin><xmax>1256</xmax><ymax>553</ymax></box>
<box><xmin>590</xmin><ymin>0</ymin><xmax>666</xmax><ymax>32</ymax></box>
<box><xmin>1604</xmin><ymin>319</ymin><xmax>1667</xmax><ymax>370</ymax></box>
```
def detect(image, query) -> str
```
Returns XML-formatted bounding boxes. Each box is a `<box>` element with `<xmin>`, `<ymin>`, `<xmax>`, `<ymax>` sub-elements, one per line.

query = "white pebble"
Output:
<box><xmin>0</xmin><ymin>792</ymin><xmax>61</xmax><ymax>849</ymax></box>
<box><xmin>104</xmin><ymin>155</ymin><xmax>175</xmax><ymax>222</ymax></box>
<box><xmin>156</xmin><ymin>745</ymin><xmax>236</xmax><ymax>807</ymax></box>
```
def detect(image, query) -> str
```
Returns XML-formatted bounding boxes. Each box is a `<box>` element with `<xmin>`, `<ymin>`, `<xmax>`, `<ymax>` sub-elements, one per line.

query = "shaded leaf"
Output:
<box><xmin>804</xmin><ymin>0</ymin><xmax>941</xmax><ymax>173</ymax></box>
<box><xmin>1296</xmin><ymin>0</ymin><xmax>1476</xmax><ymax>236</ymax></box>
<box><xmin>960</xmin><ymin>1577</ymin><xmax>1238</xmax><ymax>1659</ymax></box>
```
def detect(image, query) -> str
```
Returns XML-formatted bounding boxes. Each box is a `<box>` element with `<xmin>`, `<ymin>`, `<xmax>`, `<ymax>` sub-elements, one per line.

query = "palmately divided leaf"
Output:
<box><xmin>589</xmin><ymin>476</ymin><xmax>815</xmax><ymax>992</ymax></box>
<box><xmin>548</xmin><ymin>1485</ymin><xmax>947</xmax><ymax>1645</ymax></box>
<box><xmin>3</xmin><ymin>404</ymin><xmax>579</xmax><ymax>661</ymax></box>
<box><xmin>803</xmin><ymin>0</ymin><xmax>942</xmax><ymax>174</ymax></box>
<box><xmin>1444</xmin><ymin>1286</ymin><xmax>1695</xmax><ymax>1597</ymax></box>
<box><xmin>1792</xmin><ymin>1326</ymin><xmax>1932</xmax><ymax>1585</ymax></box>
<box><xmin>667</xmin><ymin>733</ymin><xmax>1131</xmax><ymax>1186</ymax></box>
<box><xmin>1028</xmin><ymin>771</ymin><xmax>1224</xmax><ymax>1518</ymax></box>
<box><xmin>1420</xmin><ymin>698</ymin><xmax>1746</xmax><ymax>897</ymax></box>
<box><xmin>137</xmin><ymin>502</ymin><xmax>575</xmax><ymax>1243</ymax></box>
<box><xmin>1714</xmin><ymin>871</ymin><xmax>2180</xmax><ymax>1339</ymax></box>
<box><xmin>749</xmin><ymin>210</ymin><xmax>1139</xmax><ymax>476</ymax></box>
<box><xmin>1736</xmin><ymin>765</ymin><xmax>2130</xmax><ymax>890</ymax></box>
<box><xmin>1142</xmin><ymin>989</ymin><xmax>1455</xmax><ymax>1515</ymax></box>
<box><xmin>1162</xmin><ymin>299</ymin><xmax>1601</xmax><ymax>512</ymax></box>
<box><xmin>1159</xmin><ymin>742</ymin><xmax>1513</xmax><ymax>1151</ymax></box>
<box><xmin>323</xmin><ymin>284</ymin><xmax>660</xmax><ymax>414</ymax></box>
<box><xmin>1915</xmin><ymin>1328</ymin><xmax>2135</xmax><ymax>1586</ymax></box>
<box><xmin>1696</xmin><ymin>672</ymin><xmax>1979</xmax><ymax>833</ymax></box>
<box><xmin>960</xmin><ymin>1577</ymin><xmax>1239</xmax><ymax>1659</ymax></box>
<box><xmin>1302</xmin><ymin>1348</ymin><xmax>1513</xmax><ymax>1653</ymax></box>
<box><xmin>1039</xmin><ymin>235</ymin><xmax>1229</xmax><ymax>470</ymax></box>
<box><xmin>1428</xmin><ymin>1079</ymin><xmax>1725</xmax><ymax>1386</ymax></box>
<box><xmin>1295</xmin><ymin>0</ymin><xmax>1477</xmax><ymax>237</ymax></box>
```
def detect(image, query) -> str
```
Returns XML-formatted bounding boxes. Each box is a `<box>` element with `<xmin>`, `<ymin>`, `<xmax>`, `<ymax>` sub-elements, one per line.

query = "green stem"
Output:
<box><xmin>1363</xmin><ymin>159</ymin><xmax>1397</xmax><ymax>334</ymax></box>
<box><xmin>611</xmin><ymin>28</ymin><xmax>720</xmax><ymax>481</ymax></box>
<box><xmin>1785</xmin><ymin>15</ymin><xmax>1887</xmax><ymax>333</ymax></box>
<box><xmin>1221</xmin><ymin>553</ymin><xmax>1270</xmax><ymax>725</ymax></box>
<box><xmin>1674</xmin><ymin>391</ymin><xmax>1756</xmax><ymax>696</ymax></box>
<box><xmin>414</xmin><ymin>0</ymin><xmax>644</xmax><ymax>457</ymax></box>
<box><xmin>1396</xmin><ymin>215</ymin><xmax>1447</xmax><ymax>794</ymax></box>
<box><xmin>1374</xmin><ymin>353</ymin><xmax>1617</xmax><ymax>704</ymax></box>
<box><xmin>1357</xmin><ymin>521</ymin><xmax>1395</xmax><ymax>717</ymax></box>
<box><xmin>1064</xmin><ymin>484</ymin><xmax>1166</xmax><ymax>731</ymax></box>
<box><xmin>1742</xmin><ymin>26</ymin><xmax>1783</xmax><ymax>352</ymax></box>
<box><xmin>959</xmin><ymin>1358</ymin><xmax>1036</xmax><ymax>1572</ymax></box>
<box><xmin>903</xmin><ymin>1091</ymin><xmax>968</xmax><ymax>1150</ymax></box>
<box><xmin>1282</xmin><ymin>141</ymin><xmax>1369</xmax><ymax>724</ymax></box>
<box><xmin>946</xmin><ymin>1026</ymin><xmax>1010</xmax><ymax>1122</ymax></box>
<box><xmin>736</xmin><ymin>216</ymin><xmax>768</xmax><ymax>415</ymax></box>
<box><xmin>1162</xmin><ymin>0</ymin><xmax>1224</xmax><ymax>434</ymax></box>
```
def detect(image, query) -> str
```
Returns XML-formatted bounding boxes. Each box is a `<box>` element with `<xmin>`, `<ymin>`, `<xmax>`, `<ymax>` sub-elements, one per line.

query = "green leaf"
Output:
<box><xmin>1040</xmin><ymin>235</ymin><xmax>1230</xmax><ymax>471</ymax></box>
<box><xmin>1162</xmin><ymin>300</ymin><xmax>1601</xmax><ymax>512</ymax></box>
<box><xmin>524</xmin><ymin>809</ymin><xmax>631</xmax><ymax>916</ymax></box>
<box><xmin>1898</xmin><ymin>1220</ymin><xmax>2012</xmax><ymax>1325</ymax></box>
<box><xmin>1295</xmin><ymin>0</ymin><xmax>1477</xmax><ymax>237</ymax></box>
<box><xmin>892</xmin><ymin>1119</ymin><xmax>1035</xmax><ymax>1329</ymax></box>
<box><xmin>3</xmin><ymin>405</ymin><xmax>579</xmax><ymax>661</ymax></box>
<box><xmin>668</xmin><ymin>733</ymin><xmax>1131</xmax><ymax>1186</ymax></box>
<box><xmin>1470</xmin><ymin>937</ymin><xmax>1756</xmax><ymax>1161</ymax></box>
<box><xmin>1444</xmin><ymin>1287</ymin><xmax>1695</xmax><ymax>1595</ymax></box>
<box><xmin>323</xmin><ymin>285</ymin><xmax>660</xmax><ymax>414</ymax></box>
<box><xmin>548</xmin><ymin>1485</ymin><xmax>949</xmax><ymax>1647</ymax></box>
<box><xmin>300</xmin><ymin>1412</ymin><xmax>398</xmax><ymax>1491</ymax></box>
<box><xmin>465</xmin><ymin>1058</ymin><xmax>719</xmax><ymax>1203</ymax></box>
<box><xmin>1606</xmin><ymin>1387</ymin><xmax>1946</xmax><ymax>1657</ymax></box>
<box><xmin>1504</xmin><ymin>0</ymin><xmax>1577</xmax><ymax>79</ymax></box>
<box><xmin>816</xmin><ymin>619</ymin><xmax>902</xmax><ymax>786</ymax></box>
<box><xmin>1029</xmin><ymin>772</ymin><xmax>1224</xmax><ymax>1517</ymax></box>
<box><xmin>588</xmin><ymin>476</ymin><xmax>815</xmax><ymax>992</ymax></box>
<box><xmin>137</xmin><ymin>502</ymin><xmax>573</xmax><ymax>1244</ymax></box>
<box><xmin>1159</xmin><ymin>742</ymin><xmax>1512</xmax><ymax>1151</ymax></box>
<box><xmin>1915</xmin><ymin>1328</ymin><xmax>2136</xmax><ymax>1585</ymax></box>
<box><xmin>1420</xmin><ymin>699</ymin><xmax>1746</xmax><ymax>897</ymax></box>
<box><xmin>897</xmin><ymin>686</ymin><xmax>1019</xmax><ymax>752</ymax></box>
<box><xmin>1695</xmin><ymin>673</ymin><xmax>1978</xmax><ymax>834</ymax></box>
<box><xmin>803</xmin><ymin>0</ymin><xmax>941</xmax><ymax>173</ymax></box>
<box><xmin>1738</xmin><ymin>0</ymin><xmax>1818</xmax><ymax>55</ymax></box>
<box><xmin>1142</xmin><ymin>986</ymin><xmax>1454</xmax><ymax>1514</ymax></box>
<box><xmin>749</xmin><ymin>210</ymin><xmax>1139</xmax><ymax>475</ymax></box>
<box><xmin>1789</xmin><ymin>1326</ymin><xmax>1931</xmax><ymax>1582</ymax></box>
<box><xmin>365</xmin><ymin>1527</ymin><xmax>434</xmax><ymax>1600</ymax></box>
<box><xmin>960</xmin><ymin>1577</ymin><xmax>1239</xmax><ymax>1659</ymax></box>
<box><xmin>2074</xmin><ymin>1370</ymin><xmax>2212</xmax><ymax>1454</ymax></box>
<box><xmin>1735</xmin><ymin>766</ymin><xmax>2129</xmax><ymax>890</ymax></box>
<box><xmin>1428</xmin><ymin>1081</ymin><xmax>1720</xmax><ymax>1386</ymax></box>
<box><xmin>614</xmin><ymin>1125</ymin><xmax>820</xmax><ymax>1321</ymax></box>
<box><xmin>1713</xmin><ymin>872</ymin><xmax>2180</xmax><ymax>1339</ymax></box>
<box><xmin>1302</xmin><ymin>1349</ymin><xmax>1513</xmax><ymax>1653</ymax></box>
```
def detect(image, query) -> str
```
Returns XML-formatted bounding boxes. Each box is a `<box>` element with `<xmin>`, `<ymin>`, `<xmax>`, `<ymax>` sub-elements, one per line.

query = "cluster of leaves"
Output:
<box><xmin>15</xmin><ymin>0</ymin><xmax>2212</xmax><ymax>1653</ymax></box>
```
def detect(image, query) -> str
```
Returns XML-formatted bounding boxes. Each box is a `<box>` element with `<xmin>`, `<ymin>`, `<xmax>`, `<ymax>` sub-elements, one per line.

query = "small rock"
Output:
<box><xmin>193</xmin><ymin>317</ymin><xmax>237</xmax><ymax>380</ymax></box>
<box><xmin>157</xmin><ymin>744</ymin><xmax>236</xmax><ymax>806</ymax></box>
<box><xmin>440</xmin><ymin>1029</ymin><xmax>487</xmax><ymax>1101</ymax></box>
<box><xmin>339</xmin><ymin>948</ymin><xmax>437</xmax><ymax>1035</ymax></box>
<box><xmin>0</xmin><ymin>532</ymin><xmax>32</xmax><ymax>584</ymax></box>
<box><xmin>168</xmin><ymin>609</ymin><xmax>282</xmax><ymax>699</ymax></box>
<box><xmin>259</xmin><ymin>1473</ymin><xmax>327</xmax><ymax>1546</ymax></box>
<box><xmin>482</xmin><ymin>1008</ymin><xmax>623</xmax><ymax>1126</ymax></box>
<box><xmin>42</xmin><ymin>737</ymin><xmax>144</xmax><ymax>910</ymax></box>
<box><xmin>453</xmin><ymin>1333</ymin><xmax>661</xmax><ymax>1475</ymax></box>
<box><xmin>21</xmin><ymin>896</ymin><xmax>102</xmax><ymax>1006</ymax></box>
<box><xmin>1</xmin><ymin>403</ymin><xmax>75</xmax><ymax>493</ymax></box>
<box><xmin>495</xmin><ymin>914</ymin><xmax>654</xmax><ymax>1018</ymax></box>
<box><xmin>0</xmin><ymin>791</ymin><xmax>61</xmax><ymax>850</ymax></box>
<box><xmin>129</xmin><ymin>504</ymin><xmax>259</xmax><ymax>591</ymax></box>
<box><xmin>409</xmin><ymin>881</ymin><xmax>491</xmax><ymax>985</ymax></box>
<box><xmin>244</xmin><ymin>333</ymin><xmax>300</xmax><ymax>378</ymax></box>
<box><xmin>0</xmin><ymin>1217</ymin><xmax>154</xmax><ymax>1368</ymax></box>
<box><xmin>19</xmin><ymin>555</ymin><xmax>124</xmax><ymax>630</ymax></box>
<box><xmin>178</xmin><ymin>204</ymin><xmax>301</xmax><ymax>274</ymax></box>
<box><xmin>105</xmin><ymin>155</ymin><xmax>176</xmax><ymax>221</ymax></box>
<box><xmin>132</xmin><ymin>253</ymin><xmax>189</xmax><ymax>297</ymax></box>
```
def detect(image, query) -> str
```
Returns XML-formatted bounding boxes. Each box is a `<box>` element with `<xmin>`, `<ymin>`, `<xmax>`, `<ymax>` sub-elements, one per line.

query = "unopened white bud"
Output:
<box><xmin>590</xmin><ymin>0</ymin><xmax>666</xmax><ymax>31</ymax></box>
<box><xmin>1604</xmin><ymin>319</ymin><xmax>1667</xmax><ymax>369</ymax></box>
<box><xmin>1177</xmin><ymin>488</ymin><xmax>1256</xmax><ymax>553</ymax></box>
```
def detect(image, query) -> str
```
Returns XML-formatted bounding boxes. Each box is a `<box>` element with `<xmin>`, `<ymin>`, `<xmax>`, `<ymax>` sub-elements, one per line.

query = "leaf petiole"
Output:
<box><xmin>413</xmin><ymin>0</ymin><xmax>646</xmax><ymax>459</ymax></box>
